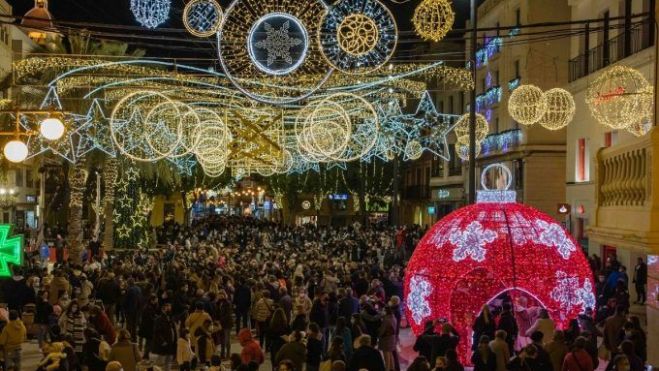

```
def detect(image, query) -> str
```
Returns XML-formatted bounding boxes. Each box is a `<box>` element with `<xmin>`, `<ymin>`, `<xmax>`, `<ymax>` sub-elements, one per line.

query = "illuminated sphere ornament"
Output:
<box><xmin>3</xmin><ymin>140</ymin><xmax>28</xmax><ymax>163</ymax></box>
<box><xmin>412</xmin><ymin>0</ymin><xmax>455</xmax><ymax>42</ymax></box>
<box><xmin>39</xmin><ymin>117</ymin><xmax>65</xmax><ymax>140</ymax></box>
<box><xmin>455</xmin><ymin>140</ymin><xmax>481</xmax><ymax>161</ymax></box>
<box><xmin>130</xmin><ymin>0</ymin><xmax>171</xmax><ymax>29</ymax></box>
<box><xmin>319</xmin><ymin>0</ymin><xmax>398</xmax><ymax>74</ymax></box>
<box><xmin>404</xmin><ymin>140</ymin><xmax>424</xmax><ymax>160</ymax></box>
<box><xmin>508</xmin><ymin>84</ymin><xmax>547</xmax><ymax>126</ymax></box>
<box><xmin>404</xmin><ymin>163</ymin><xmax>595</xmax><ymax>364</ymax></box>
<box><xmin>586</xmin><ymin>65</ymin><xmax>651</xmax><ymax>130</ymax></box>
<box><xmin>538</xmin><ymin>88</ymin><xmax>576</xmax><ymax>130</ymax></box>
<box><xmin>627</xmin><ymin>86</ymin><xmax>653</xmax><ymax>137</ymax></box>
<box><xmin>453</xmin><ymin>112</ymin><xmax>489</xmax><ymax>142</ymax></box>
<box><xmin>183</xmin><ymin>0</ymin><xmax>223</xmax><ymax>37</ymax></box>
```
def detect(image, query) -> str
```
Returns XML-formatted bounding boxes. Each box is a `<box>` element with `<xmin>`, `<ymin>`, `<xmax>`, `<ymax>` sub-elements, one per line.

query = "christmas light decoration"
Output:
<box><xmin>627</xmin><ymin>85</ymin><xmax>653</xmax><ymax>137</ymax></box>
<box><xmin>183</xmin><ymin>0</ymin><xmax>223</xmax><ymax>38</ymax></box>
<box><xmin>412</xmin><ymin>0</ymin><xmax>455</xmax><ymax>42</ymax></box>
<box><xmin>404</xmin><ymin>164</ymin><xmax>595</xmax><ymax>364</ymax></box>
<box><xmin>480</xmin><ymin>129</ymin><xmax>522</xmax><ymax>156</ymax></box>
<box><xmin>248</xmin><ymin>13</ymin><xmax>308</xmax><ymax>76</ymax></box>
<box><xmin>455</xmin><ymin>140</ymin><xmax>481</xmax><ymax>161</ymax></box>
<box><xmin>404</xmin><ymin>139</ymin><xmax>424</xmax><ymax>160</ymax></box>
<box><xmin>319</xmin><ymin>0</ymin><xmax>398</xmax><ymax>74</ymax></box>
<box><xmin>586</xmin><ymin>65</ymin><xmax>651</xmax><ymax>130</ymax></box>
<box><xmin>453</xmin><ymin>112</ymin><xmax>489</xmax><ymax>142</ymax></box>
<box><xmin>475</xmin><ymin>36</ymin><xmax>503</xmax><ymax>68</ymax></box>
<box><xmin>538</xmin><ymin>88</ymin><xmax>575</xmax><ymax>130</ymax></box>
<box><xmin>0</xmin><ymin>224</ymin><xmax>23</xmax><ymax>277</ymax></box>
<box><xmin>130</xmin><ymin>0</ymin><xmax>170</xmax><ymax>29</ymax></box>
<box><xmin>508</xmin><ymin>84</ymin><xmax>547</xmax><ymax>126</ymax></box>
<box><xmin>3</xmin><ymin>140</ymin><xmax>28</xmax><ymax>163</ymax></box>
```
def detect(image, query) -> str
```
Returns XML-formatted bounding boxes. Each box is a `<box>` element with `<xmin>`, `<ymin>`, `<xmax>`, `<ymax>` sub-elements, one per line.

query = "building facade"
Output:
<box><xmin>469</xmin><ymin>0</ymin><xmax>570</xmax><ymax>221</ymax></box>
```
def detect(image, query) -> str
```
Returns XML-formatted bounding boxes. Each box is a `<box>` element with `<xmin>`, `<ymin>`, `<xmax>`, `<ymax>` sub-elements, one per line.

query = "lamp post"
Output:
<box><xmin>468</xmin><ymin>0</ymin><xmax>478</xmax><ymax>204</ymax></box>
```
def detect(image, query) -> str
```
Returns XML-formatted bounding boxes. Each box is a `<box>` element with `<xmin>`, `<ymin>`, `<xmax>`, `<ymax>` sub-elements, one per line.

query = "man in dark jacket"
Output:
<box><xmin>215</xmin><ymin>290</ymin><xmax>234</xmax><ymax>359</ymax></box>
<box><xmin>152</xmin><ymin>303</ymin><xmax>177</xmax><ymax>371</ymax></box>
<box><xmin>338</xmin><ymin>288</ymin><xmax>359</xmax><ymax>320</ymax></box>
<box><xmin>139</xmin><ymin>295</ymin><xmax>159</xmax><ymax>359</ymax></box>
<box><xmin>529</xmin><ymin>331</ymin><xmax>553</xmax><ymax>371</ymax></box>
<box><xmin>633</xmin><ymin>257</ymin><xmax>647</xmax><ymax>304</ymax></box>
<box><xmin>349</xmin><ymin>335</ymin><xmax>385</xmax><ymax>371</ymax></box>
<box><xmin>497</xmin><ymin>303</ymin><xmax>518</xmax><ymax>353</ymax></box>
<box><xmin>233</xmin><ymin>279</ymin><xmax>251</xmax><ymax>335</ymax></box>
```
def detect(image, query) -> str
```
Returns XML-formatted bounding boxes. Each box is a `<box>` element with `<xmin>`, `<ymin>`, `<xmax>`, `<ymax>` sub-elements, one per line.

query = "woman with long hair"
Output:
<box><xmin>268</xmin><ymin>307</ymin><xmax>290</xmax><ymax>366</ymax></box>
<box><xmin>472</xmin><ymin>305</ymin><xmax>496</xmax><ymax>351</ymax></box>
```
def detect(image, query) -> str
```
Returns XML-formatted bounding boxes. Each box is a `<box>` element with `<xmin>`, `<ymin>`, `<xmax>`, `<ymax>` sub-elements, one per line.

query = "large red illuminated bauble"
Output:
<box><xmin>403</xmin><ymin>201</ymin><xmax>595</xmax><ymax>362</ymax></box>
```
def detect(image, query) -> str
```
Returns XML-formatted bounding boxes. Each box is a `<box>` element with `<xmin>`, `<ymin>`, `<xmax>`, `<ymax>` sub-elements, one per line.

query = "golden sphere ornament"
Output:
<box><xmin>455</xmin><ymin>141</ymin><xmax>481</xmax><ymax>161</ymax></box>
<box><xmin>453</xmin><ymin>113</ymin><xmax>489</xmax><ymax>142</ymax></box>
<box><xmin>586</xmin><ymin>65</ymin><xmax>651</xmax><ymax>130</ymax></box>
<box><xmin>538</xmin><ymin>88</ymin><xmax>576</xmax><ymax>130</ymax></box>
<box><xmin>507</xmin><ymin>84</ymin><xmax>547</xmax><ymax>126</ymax></box>
<box><xmin>338</xmin><ymin>14</ymin><xmax>380</xmax><ymax>56</ymax></box>
<box><xmin>627</xmin><ymin>85</ymin><xmax>653</xmax><ymax>137</ymax></box>
<box><xmin>413</xmin><ymin>0</ymin><xmax>455</xmax><ymax>42</ymax></box>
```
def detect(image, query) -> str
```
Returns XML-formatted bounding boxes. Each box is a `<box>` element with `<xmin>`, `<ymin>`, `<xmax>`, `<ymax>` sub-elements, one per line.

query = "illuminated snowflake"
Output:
<box><xmin>255</xmin><ymin>21</ymin><xmax>303</xmax><ymax>66</ymax></box>
<box><xmin>535</xmin><ymin>219</ymin><xmax>576</xmax><ymax>259</ymax></box>
<box><xmin>407</xmin><ymin>276</ymin><xmax>432</xmax><ymax>325</ymax></box>
<box><xmin>449</xmin><ymin>221</ymin><xmax>497</xmax><ymax>262</ymax></box>
<box><xmin>130</xmin><ymin>0</ymin><xmax>170</xmax><ymax>29</ymax></box>
<box><xmin>551</xmin><ymin>271</ymin><xmax>594</xmax><ymax>313</ymax></box>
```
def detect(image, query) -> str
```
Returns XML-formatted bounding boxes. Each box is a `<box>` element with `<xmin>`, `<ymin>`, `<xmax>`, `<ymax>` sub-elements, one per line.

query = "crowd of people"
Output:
<box><xmin>0</xmin><ymin>215</ymin><xmax>649</xmax><ymax>371</ymax></box>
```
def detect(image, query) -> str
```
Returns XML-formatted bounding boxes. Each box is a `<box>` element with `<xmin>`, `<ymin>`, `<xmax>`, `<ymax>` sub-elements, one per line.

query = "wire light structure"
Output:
<box><xmin>130</xmin><ymin>0</ymin><xmax>171</xmax><ymax>29</ymax></box>
<box><xmin>453</xmin><ymin>112</ymin><xmax>489</xmax><ymax>142</ymax></box>
<box><xmin>538</xmin><ymin>88</ymin><xmax>575</xmax><ymax>131</ymax></box>
<box><xmin>412</xmin><ymin>0</ymin><xmax>455</xmax><ymax>42</ymax></box>
<box><xmin>183</xmin><ymin>0</ymin><xmax>223</xmax><ymax>37</ymax></box>
<box><xmin>508</xmin><ymin>84</ymin><xmax>547</xmax><ymax>126</ymax></box>
<box><xmin>586</xmin><ymin>65</ymin><xmax>652</xmax><ymax>130</ymax></box>
<box><xmin>626</xmin><ymin>85</ymin><xmax>654</xmax><ymax>137</ymax></box>
<box><xmin>319</xmin><ymin>0</ymin><xmax>398</xmax><ymax>74</ymax></box>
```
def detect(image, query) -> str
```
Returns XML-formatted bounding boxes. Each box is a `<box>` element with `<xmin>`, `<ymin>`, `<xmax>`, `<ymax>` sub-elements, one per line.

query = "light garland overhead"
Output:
<box><xmin>183</xmin><ymin>0</ymin><xmax>223</xmax><ymax>38</ymax></box>
<box><xmin>538</xmin><ymin>88</ymin><xmax>575</xmax><ymax>130</ymax></box>
<box><xmin>130</xmin><ymin>0</ymin><xmax>170</xmax><ymax>29</ymax></box>
<box><xmin>319</xmin><ymin>0</ymin><xmax>398</xmax><ymax>74</ymax></box>
<box><xmin>507</xmin><ymin>84</ymin><xmax>547</xmax><ymax>126</ymax></box>
<box><xmin>412</xmin><ymin>0</ymin><xmax>455</xmax><ymax>42</ymax></box>
<box><xmin>586</xmin><ymin>65</ymin><xmax>651</xmax><ymax>130</ymax></box>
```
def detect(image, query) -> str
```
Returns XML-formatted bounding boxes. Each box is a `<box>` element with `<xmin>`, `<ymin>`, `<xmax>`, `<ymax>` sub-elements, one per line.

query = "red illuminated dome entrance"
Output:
<box><xmin>403</xmin><ymin>164</ymin><xmax>595</xmax><ymax>363</ymax></box>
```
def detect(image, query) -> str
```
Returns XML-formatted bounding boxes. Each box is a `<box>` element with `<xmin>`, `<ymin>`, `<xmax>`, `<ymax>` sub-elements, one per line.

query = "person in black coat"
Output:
<box><xmin>471</xmin><ymin>335</ymin><xmax>497</xmax><ymax>371</ymax></box>
<box><xmin>348</xmin><ymin>335</ymin><xmax>385</xmax><ymax>371</ymax></box>
<box><xmin>529</xmin><ymin>331</ymin><xmax>553</xmax><ymax>371</ymax></box>
<box><xmin>633</xmin><ymin>257</ymin><xmax>647</xmax><ymax>304</ymax></box>
<box><xmin>413</xmin><ymin>321</ymin><xmax>435</xmax><ymax>361</ymax></box>
<box><xmin>233</xmin><ymin>279</ymin><xmax>251</xmax><ymax>335</ymax></box>
<box><xmin>472</xmin><ymin>305</ymin><xmax>496</xmax><ymax>351</ymax></box>
<box><xmin>151</xmin><ymin>303</ymin><xmax>177</xmax><ymax>368</ymax></box>
<box><xmin>338</xmin><ymin>288</ymin><xmax>359</xmax><ymax>321</ymax></box>
<box><xmin>497</xmin><ymin>303</ymin><xmax>518</xmax><ymax>353</ymax></box>
<box><xmin>139</xmin><ymin>295</ymin><xmax>159</xmax><ymax>359</ymax></box>
<box><xmin>35</xmin><ymin>290</ymin><xmax>53</xmax><ymax>348</ymax></box>
<box><xmin>427</xmin><ymin>323</ymin><xmax>460</xmax><ymax>363</ymax></box>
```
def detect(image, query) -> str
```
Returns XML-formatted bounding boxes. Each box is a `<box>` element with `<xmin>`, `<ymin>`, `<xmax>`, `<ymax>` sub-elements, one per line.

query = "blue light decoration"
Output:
<box><xmin>475</xmin><ymin>36</ymin><xmax>503</xmax><ymax>68</ymax></box>
<box><xmin>508</xmin><ymin>77</ymin><xmax>521</xmax><ymax>91</ymax></box>
<box><xmin>0</xmin><ymin>224</ymin><xmax>23</xmax><ymax>278</ymax></box>
<box><xmin>475</xmin><ymin>85</ymin><xmax>502</xmax><ymax>112</ymax></box>
<box><xmin>319</xmin><ymin>0</ymin><xmax>398</xmax><ymax>73</ymax></box>
<box><xmin>248</xmin><ymin>13</ymin><xmax>309</xmax><ymax>76</ymax></box>
<box><xmin>427</xmin><ymin>206</ymin><xmax>436</xmax><ymax>215</ymax></box>
<box><xmin>73</xmin><ymin>99</ymin><xmax>117</xmax><ymax>158</ymax></box>
<box><xmin>329</xmin><ymin>193</ymin><xmax>349</xmax><ymax>200</ymax></box>
<box><xmin>480</xmin><ymin>129</ymin><xmax>523</xmax><ymax>156</ymax></box>
<box><xmin>183</xmin><ymin>0</ymin><xmax>223</xmax><ymax>38</ymax></box>
<box><xmin>130</xmin><ymin>0</ymin><xmax>171</xmax><ymax>29</ymax></box>
<box><xmin>415</xmin><ymin>91</ymin><xmax>459</xmax><ymax>161</ymax></box>
<box><xmin>167</xmin><ymin>155</ymin><xmax>197</xmax><ymax>176</ymax></box>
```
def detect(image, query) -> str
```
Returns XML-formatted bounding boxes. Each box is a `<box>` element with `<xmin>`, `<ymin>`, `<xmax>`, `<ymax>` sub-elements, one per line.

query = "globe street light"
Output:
<box><xmin>3</xmin><ymin>140</ymin><xmax>29</xmax><ymax>163</ymax></box>
<box><xmin>39</xmin><ymin>116</ymin><xmax>65</xmax><ymax>140</ymax></box>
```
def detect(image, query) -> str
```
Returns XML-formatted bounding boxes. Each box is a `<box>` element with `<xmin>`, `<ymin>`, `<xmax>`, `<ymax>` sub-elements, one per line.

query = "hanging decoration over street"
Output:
<box><xmin>404</xmin><ymin>163</ymin><xmax>595</xmax><ymax>365</ymax></box>
<box><xmin>507</xmin><ymin>84</ymin><xmax>548</xmax><ymax>126</ymax></box>
<box><xmin>538</xmin><ymin>88</ymin><xmax>576</xmax><ymax>131</ymax></box>
<box><xmin>130</xmin><ymin>0</ymin><xmax>171</xmax><ymax>29</ymax></box>
<box><xmin>0</xmin><ymin>225</ymin><xmax>23</xmax><ymax>278</ymax></box>
<box><xmin>412</xmin><ymin>0</ymin><xmax>455</xmax><ymax>42</ymax></box>
<box><xmin>183</xmin><ymin>0</ymin><xmax>223</xmax><ymax>37</ymax></box>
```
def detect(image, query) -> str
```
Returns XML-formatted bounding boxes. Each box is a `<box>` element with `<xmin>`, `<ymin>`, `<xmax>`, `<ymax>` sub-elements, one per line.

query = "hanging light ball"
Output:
<box><xmin>412</xmin><ymin>0</ymin><xmax>455</xmax><ymax>42</ymax></box>
<box><xmin>627</xmin><ymin>85</ymin><xmax>653</xmax><ymax>137</ymax></box>
<box><xmin>453</xmin><ymin>112</ymin><xmax>489</xmax><ymax>142</ymax></box>
<box><xmin>586</xmin><ymin>65</ymin><xmax>651</xmax><ymax>130</ymax></box>
<box><xmin>39</xmin><ymin>116</ymin><xmax>65</xmax><ymax>140</ymax></box>
<box><xmin>455</xmin><ymin>140</ymin><xmax>481</xmax><ymax>161</ymax></box>
<box><xmin>508</xmin><ymin>84</ymin><xmax>547</xmax><ymax>126</ymax></box>
<box><xmin>538</xmin><ymin>88</ymin><xmax>576</xmax><ymax>130</ymax></box>
<box><xmin>3</xmin><ymin>140</ymin><xmax>28</xmax><ymax>163</ymax></box>
<box><xmin>130</xmin><ymin>0</ymin><xmax>171</xmax><ymax>29</ymax></box>
<box><xmin>404</xmin><ymin>139</ymin><xmax>424</xmax><ymax>160</ymax></box>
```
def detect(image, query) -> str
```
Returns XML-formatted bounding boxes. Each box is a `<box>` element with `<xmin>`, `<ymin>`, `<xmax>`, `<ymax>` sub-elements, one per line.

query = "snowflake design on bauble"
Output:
<box><xmin>551</xmin><ymin>271</ymin><xmax>595</xmax><ymax>313</ymax></box>
<box><xmin>448</xmin><ymin>221</ymin><xmax>497</xmax><ymax>262</ymax></box>
<box><xmin>255</xmin><ymin>21</ymin><xmax>302</xmax><ymax>66</ymax></box>
<box><xmin>535</xmin><ymin>219</ymin><xmax>576</xmax><ymax>259</ymax></box>
<box><xmin>407</xmin><ymin>276</ymin><xmax>432</xmax><ymax>325</ymax></box>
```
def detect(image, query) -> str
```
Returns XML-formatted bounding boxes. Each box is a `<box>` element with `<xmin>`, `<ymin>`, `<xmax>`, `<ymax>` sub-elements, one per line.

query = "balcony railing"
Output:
<box><xmin>480</xmin><ymin>129</ymin><xmax>523</xmax><ymax>156</ymax></box>
<box><xmin>569</xmin><ymin>21</ymin><xmax>653</xmax><ymax>82</ymax></box>
<box><xmin>403</xmin><ymin>185</ymin><xmax>431</xmax><ymax>200</ymax></box>
<box><xmin>598</xmin><ymin>142</ymin><xmax>649</xmax><ymax>207</ymax></box>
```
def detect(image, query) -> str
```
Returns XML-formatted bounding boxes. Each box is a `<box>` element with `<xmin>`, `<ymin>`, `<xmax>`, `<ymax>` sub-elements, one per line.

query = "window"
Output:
<box><xmin>515</xmin><ymin>8</ymin><xmax>521</xmax><ymax>26</ymax></box>
<box><xmin>604</xmin><ymin>131</ymin><xmax>618</xmax><ymax>147</ymax></box>
<box><xmin>481</xmin><ymin>78</ymin><xmax>486</xmax><ymax>92</ymax></box>
<box><xmin>26</xmin><ymin>169</ymin><xmax>33</xmax><ymax>188</ymax></box>
<box><xmin>448</xmin><ymin>96</ymin><xmax>454</xmax><ymax>114</ymax></box>
<box><xmin>416</xmin><ymin>168</ymin><xmax>422</xmax><ymax>185</ymax></box>
<box><xmin>576</xmin><ymin>138</ymin><xmax>589</xmax><ymax>182</ymax></box>
<box><xmin>439</xmin><ymin>101</ymin><xmax>444</xmax><ymax>113</ymax></box>
<box><xmin>495</xmin><ymin>117</ymin><xmax>500</xmax><ymax>133</ymax></box>
<box><xmin>494</xmin><ymin>70</ymin><xmax>500</xmax><ymax>85</ymax></box>
<box><xmin>514</xmin><ymin>60</ymin><xmax>520</xmax><ymax>78</ymax></box>
<box><xmin>425</xmin><ymin>167</ymin><xmax>430</xmax><ymax>184</ymax></box>
<box><xmin>496</xmin><ymin>22</ymin><xmax>500</xmax><ymax>36</ymax></box>
<box><xmin>15</xmin><ymin>169</ymin><xmax>23</xmax><ymax>187</ymax></box>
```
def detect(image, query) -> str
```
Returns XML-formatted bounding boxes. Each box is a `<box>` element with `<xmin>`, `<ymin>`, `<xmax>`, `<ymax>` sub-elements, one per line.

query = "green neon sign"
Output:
<box><xmin>0</xmin><ymin>225</ymin><xmax>23</xmax><ymax>278</ymax></box>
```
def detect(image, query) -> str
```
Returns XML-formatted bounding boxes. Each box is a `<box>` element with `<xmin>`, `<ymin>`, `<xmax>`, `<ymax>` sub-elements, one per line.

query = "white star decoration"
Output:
<box><xmin>535</xmin><ymin>219</ymin><xmax>576</xmax><ymax>259</ymax></box>
<box><xmin>407</xmin><ymin>276</ymin><xmax>432</xmax><ymax>325</ymax></box>
<box><xmin>551</xmin><ymin>271</ymin><xmax>596</xmax><ymax>313</ymax></box>
<box><xmin>255</xmin><ymin>21</ymin><xmax>302</xmax><ymax>66</ymax></box>
<box><xmin>449</xmin><ymin>221</ymin><xmax>497</xmax><ymax>262</ymax></box>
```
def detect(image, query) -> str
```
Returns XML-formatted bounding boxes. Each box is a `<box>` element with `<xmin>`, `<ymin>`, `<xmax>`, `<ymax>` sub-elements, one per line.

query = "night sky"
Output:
<box><xmin>7</xmin><ymin>0</ymin><xmax>484</xmax><ymax>58</ymax></box>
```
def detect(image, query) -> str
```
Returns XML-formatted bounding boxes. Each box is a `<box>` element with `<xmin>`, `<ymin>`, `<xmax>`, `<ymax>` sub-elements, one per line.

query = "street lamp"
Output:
<box><xmin>467</xmin><ymin>0</ymin><xmax>478</xmax><ymax>204</ymax></box>
<box><xmin>0</xmin><ymin>108</ymin><xmax>68</xmax><ymax>163</ymax></box>
<box><xmin>3</xmin><ymin>140</ymin><xmax>28</xmax><ymax>163</ymax></box>
<box><xmin>39</xmin><ymin>115</ymin><xmax>65</xmax><ymax>141</ymax></box>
